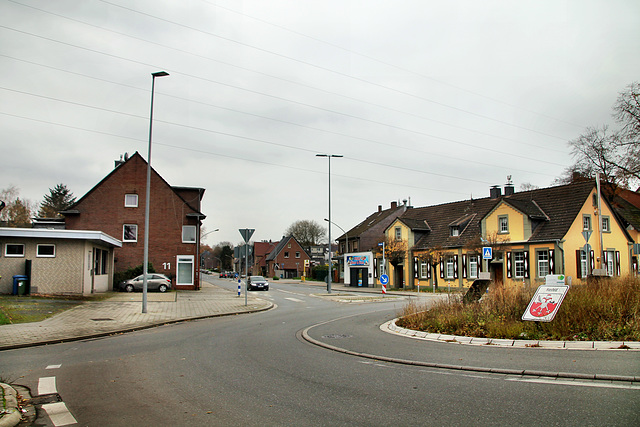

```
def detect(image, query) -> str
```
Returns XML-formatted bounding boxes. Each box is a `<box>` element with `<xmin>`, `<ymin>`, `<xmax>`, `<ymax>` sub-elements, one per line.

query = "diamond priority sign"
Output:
<box><xmin>522</xmin><ymin>275</ymin><xmax>570</xmax><ymax>322</ymax></box>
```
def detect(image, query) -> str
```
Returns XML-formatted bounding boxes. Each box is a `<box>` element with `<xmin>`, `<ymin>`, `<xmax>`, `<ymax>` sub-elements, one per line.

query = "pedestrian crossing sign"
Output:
<box><xmin>483</xmin><ymin>247</ymin><xmax>493</xmax><ymax>260</ymax></box>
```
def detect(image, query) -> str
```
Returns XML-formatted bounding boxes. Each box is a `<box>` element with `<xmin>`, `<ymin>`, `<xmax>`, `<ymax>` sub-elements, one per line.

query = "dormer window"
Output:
<box><xmin>450</xmin><ymin>227</ymin><xmax>459</xmax><ymax>237</ymax></box>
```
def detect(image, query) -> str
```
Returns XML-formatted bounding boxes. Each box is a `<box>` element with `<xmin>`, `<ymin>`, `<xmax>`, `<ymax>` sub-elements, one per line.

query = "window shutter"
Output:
<box><xmin>427</xmin><ymin>263</ymin><xmax>432</xmax><ymax>279</ymax></box>
<box><xmin>616</xmin><ymin>251</ymin><xmax>621</xmax><ymax>276</ymax></box>
<box><xmin>413</xmin><ymin>257</ymin><xmax>419</xmax><ymax>279</ymax></box>
<box><xmin>454</xmin><ymin>255</ymin><xmax>459</xmax><ymax>279</ymax></box>
<box><xmin>590</xmin><ymin>250</ymin><xmax>595</xmax><ymax>272</ymax></box>
<box><xmin>549</xmin><ymin>249</ymin><xmax>555</xmax><ymax>274</ymax></box>
<box><xmin>440</xmin><ymin>257</ymin><xmax>444</xmax><ymax>279</ymax></box>
<box><xmin>524</xmin><ymin>251</ymin><xmax>530</xmax><ymax>279</ymax></box>
<box><xmin>477</xmin><ymin>255</ymin><xmax>482</xmax><ymax>273</ymax></box>
<box><xmin>507</xmin><ymin>252</ymin><xmax>512</xmax><ymax>278</ymax></box>
<box><xmin>462</xmin><ymin>254</ymin><xmax>468</xmax><ymax>278</ymax></box>
<box><xmin>373</xmin><ymin>258</ymin><xmax>378</xmax><ymax>278</ymax></box>
<box><xmin>576</xmin><ymin>250</ymin><xmax>582</xmax><ymax>279</ymax></box>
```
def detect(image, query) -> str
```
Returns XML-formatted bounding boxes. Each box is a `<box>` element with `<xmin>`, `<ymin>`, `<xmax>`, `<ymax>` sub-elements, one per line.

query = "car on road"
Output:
<box><xmin>247</xmin><ymin>275</ymin><xmax>269</xmax><ymax>291</ymax></box>
<box><xmin>119</xmin><ymin>274</ymin><xmax>172</xmax><ymax>293</ymax></box>
<box><xmin>219</xmin><ymin>271</ymin><xmax>227</xmax><ymax>278</ymax></box>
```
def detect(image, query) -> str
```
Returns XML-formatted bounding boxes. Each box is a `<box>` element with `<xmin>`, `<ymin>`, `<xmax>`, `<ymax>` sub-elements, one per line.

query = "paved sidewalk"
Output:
<box><xmin>0</xmin><ymin>280</ymin><xmax>272</xmax><ymax>351</ymax></box>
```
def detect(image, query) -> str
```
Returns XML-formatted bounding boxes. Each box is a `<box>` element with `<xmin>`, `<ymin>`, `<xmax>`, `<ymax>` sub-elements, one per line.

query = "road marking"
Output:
<box><xmin>38</xmin><ymin>376</ymin><xmax>57</xmax><ymax>395</ymax></box>
<box><xmin>42</xmin><ymin>402</ymin><xmax>78</xmax><ymax>426</ymax></box>
<box><xmin>278</xmin><ymin>289</ymin><xmax>306</xmax><ymax>297</ymax></box>
<box><xmin>285</xmin><ymin>297</ymin><xmax>304</xmax><ymax>302</ymax></box>
<box><xmin>46</xmin><ymin>364</ymin><xmax>62</xmax><ymax>370</ymax></box>
<box><xmin>507</xmin><ymin>377</ymin><xmax>640</xmax><ymax>390</ymax></box>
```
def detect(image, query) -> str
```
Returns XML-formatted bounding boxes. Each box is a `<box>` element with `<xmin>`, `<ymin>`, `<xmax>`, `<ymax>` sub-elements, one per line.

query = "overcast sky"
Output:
<box><xmin>1</xmin><ymin>0</ymin><xmax>639</xmax><ymax>246</ymax></box>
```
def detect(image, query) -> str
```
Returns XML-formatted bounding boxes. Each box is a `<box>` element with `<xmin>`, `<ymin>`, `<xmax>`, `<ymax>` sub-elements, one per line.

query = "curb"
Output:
<box><xmin>0</xmin><ymin>383</ymin><xmax>21</xmax><ymax>427</ymax></box>
<box><xmin>382</xmin><ymin>318</ymin><xmax>640</xmax><ymax>352</ymax></box>
<box><xmin>0</xmin><ymin>302</ymin><xmax>274</xmax><ymax>351</ymax></box>
<box><xmin>301</xmin><ymin>320</ymin><xmax>639</xmax><ymax>383</ymax></box>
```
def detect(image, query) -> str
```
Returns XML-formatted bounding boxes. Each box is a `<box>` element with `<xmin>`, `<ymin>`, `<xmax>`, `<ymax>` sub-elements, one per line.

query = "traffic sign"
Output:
<box><xmin>522</xmin><ymin>283</ymin><xmax>569</xmax><ymax>322</ymax></box>
<box><xmin>239</xmin><ymin>228</ymin><xmax>255</xmax><ymax>243</ymax></box>
<box><xmin>380</xmin><ymin>274</ymin><xmax>389</xmax><ymax>285</ymax></box>
<box><xmin>482</xmin><ymin>247</ymin><xmax>493</xmax><ymax>260</ymax></box>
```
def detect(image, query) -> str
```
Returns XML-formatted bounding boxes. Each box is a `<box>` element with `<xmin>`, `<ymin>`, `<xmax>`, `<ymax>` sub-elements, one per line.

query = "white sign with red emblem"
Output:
<box><xmin>522</xmin><ymin>276</ymin><xmax>569</xmax><ymax>322</ymax></box>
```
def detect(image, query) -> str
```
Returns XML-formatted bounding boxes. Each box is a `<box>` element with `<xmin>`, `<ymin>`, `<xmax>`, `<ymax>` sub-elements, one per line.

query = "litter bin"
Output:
<box><xmin>13</xmin><ymin>275</ymin><xmax>28</xmax><ymax>296</ymax></box>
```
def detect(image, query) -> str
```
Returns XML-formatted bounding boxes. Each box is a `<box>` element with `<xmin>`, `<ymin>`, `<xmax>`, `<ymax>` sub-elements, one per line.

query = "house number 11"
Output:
<box><xmin>163</xmin><ymin>262</ymin><xmax>171</xmax><ymax>270</ymax></box>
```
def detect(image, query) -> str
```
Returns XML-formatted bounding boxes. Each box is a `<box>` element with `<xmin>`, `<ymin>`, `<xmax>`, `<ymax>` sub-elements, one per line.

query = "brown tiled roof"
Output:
<box><xmin>342</xmin><ymin>204</ymin><xmax>407</xmax><ymax>239</ymax></box>
<box><xmin>408</xmin><ymin>181</ymin><xmax>598</xmax><ymax>250</ymax></box>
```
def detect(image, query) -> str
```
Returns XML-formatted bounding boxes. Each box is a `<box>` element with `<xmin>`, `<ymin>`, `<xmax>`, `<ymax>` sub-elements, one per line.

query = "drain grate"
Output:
<box><xmin>91</xmin><ymin>318</ymin><xmax>114</xmax><ymax>322</ymax></box>
<box><xmin>322</xmin><ymin>334</ymin><xmax>353</xmax><ymax>339</ymax></box>
<box><xmin>27</xmin><ymin>393</ymin><xmax>62</xmax><ymax>405</ymax></box>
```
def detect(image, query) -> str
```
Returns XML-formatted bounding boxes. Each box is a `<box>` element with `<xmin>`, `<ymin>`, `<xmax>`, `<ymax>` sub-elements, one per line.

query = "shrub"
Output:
<box><xmin>397</xmin><ymin>277</ymin><xmax>640</xmax><ymax>341</ymax></box>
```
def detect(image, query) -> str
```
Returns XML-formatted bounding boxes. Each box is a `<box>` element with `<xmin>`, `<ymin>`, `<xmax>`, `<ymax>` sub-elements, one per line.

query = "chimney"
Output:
<box><xmin>378</xmin><ymin>205</ymin><xmax>382</xmax><ymax>213</ymax></box>
<box><xmin>504</xmin><ymin>184</ymin><xmax>515</xmax><ymax>196</ymax></box>
<box><xmin>391</xmin><ymin>201</ymin><xmax>398</xmax><ymax>209</ymax></box>
<box><xmin>490</xmin><ymin>185</ymin><xmax>501</xmax><ymax>199</ymax></box>
<box><xmin>114</xmin><ymin>155</ymin><xmax>124</xmax><ymax>169</ymax></box>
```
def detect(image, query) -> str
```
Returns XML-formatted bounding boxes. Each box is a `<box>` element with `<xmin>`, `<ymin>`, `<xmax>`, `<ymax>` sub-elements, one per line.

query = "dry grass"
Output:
<box><xmin>397</xmin><ymin>276</ymin><xmax>640</xmax><ymax>341</ymax></box>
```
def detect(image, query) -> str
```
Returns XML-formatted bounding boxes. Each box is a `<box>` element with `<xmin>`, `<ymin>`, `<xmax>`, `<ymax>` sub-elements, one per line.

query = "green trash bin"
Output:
<box><xmin>17</xmin><ymin>278</ymin><xmax>28</xmax><ymax>295</ymax></box>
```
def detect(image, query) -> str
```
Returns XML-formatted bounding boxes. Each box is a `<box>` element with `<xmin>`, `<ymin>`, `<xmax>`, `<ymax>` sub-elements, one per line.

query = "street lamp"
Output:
<box><xmin>142</xmin><ymin>70</ymin><xmax>169</xmax><ymax>314</ymax></box>
<box><xmin>316</xmin><ymin>153</ymin><xmax>343</xmax><ymax>293</ymax></box>
<box><xmin>201</xmin><ymin>228</ymin><xmax>220</xmax><ymax>240</ymax></box>
<box><xmin>324</xmin><ymin>218</ymin><xmax>348</xmax><ymax>255</ymax></box>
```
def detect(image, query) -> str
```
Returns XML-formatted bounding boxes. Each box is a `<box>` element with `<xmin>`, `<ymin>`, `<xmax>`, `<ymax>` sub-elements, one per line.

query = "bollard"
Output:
<box><xmin>237</xmin><ymin>279</ymin><xmax>241</xmax><ymax>297</ymax></box>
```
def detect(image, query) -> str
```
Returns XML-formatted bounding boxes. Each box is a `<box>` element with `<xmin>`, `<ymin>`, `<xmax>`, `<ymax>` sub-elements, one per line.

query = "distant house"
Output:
<box><xmin>265</xmin><ymin>235</ymin><xmax>311</xmax><ymax>279</ymax></box>
<box><xmin>337</xmin><ymin>201</ymin><xmax>408</xmax><ymax>287</ymax></box>
<box><xmin>62</xmin><ymin>152</ymin><xmax>206</xmax><ymax>290</ymax></box>
<box><xmin>0</xmin><ymin>227</ymin><xmax>121</xmax><ymax>295</ymax></box>
<box><xmin>253</xmin><ymin>241</ymin><xmax>278</xmax><ymax>276</ymax></box>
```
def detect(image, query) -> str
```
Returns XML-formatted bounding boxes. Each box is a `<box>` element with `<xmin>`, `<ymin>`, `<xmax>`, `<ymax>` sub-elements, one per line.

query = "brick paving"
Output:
<box><xmin>0</xmin><ymin>280</ymin><xmax>272</xmax><ymax>350</ymax></box>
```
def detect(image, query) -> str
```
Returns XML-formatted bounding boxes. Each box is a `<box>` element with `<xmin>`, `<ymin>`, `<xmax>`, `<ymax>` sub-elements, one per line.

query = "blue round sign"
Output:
<box><xmin>380</xmin><ymin>274</ymin><xmax>389</xmax><ymax>285</ymax></box>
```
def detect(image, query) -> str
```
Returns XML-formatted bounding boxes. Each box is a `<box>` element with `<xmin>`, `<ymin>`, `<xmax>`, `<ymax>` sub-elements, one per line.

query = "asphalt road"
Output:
<box><xmin>1</xmin><ymin>277</ymin><xmax>638</xmax><ymax>426</ymax></box>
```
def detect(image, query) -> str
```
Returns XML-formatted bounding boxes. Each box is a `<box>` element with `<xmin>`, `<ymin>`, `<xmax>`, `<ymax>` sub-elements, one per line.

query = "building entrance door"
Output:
<box><xmin>350</xmin><ymin>268</ymin><xmax>369</xmax><ymax>287</ymax></box>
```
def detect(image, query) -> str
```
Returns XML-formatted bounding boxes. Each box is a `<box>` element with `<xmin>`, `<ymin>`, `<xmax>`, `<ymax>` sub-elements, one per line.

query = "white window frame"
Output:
<box><xmin>514</xmin><ymin>251</ymin><xmax>525</xmax><ymax>278</ymax></box>
<box><xmin>601</xmin><ymin>216</ymin><xmax>610</xmax><ymax>233</ymax></box>
<box><xmin>177</xmin><ymin>255</ymin><xmax>194</xmax><ymax>286</ymax></box>
<box><xmin>499</xmin><ymin>216</ymin><xmax>509</xmax><ymax>234</ymax></box>
<box><xmin>537</xmin><ymin>250</ymin><xmax>549</xmax><ymax>278</ymax></box>
<box><xmin>5</xmin><ymin>243</ymin><xmax>25</xmax><ymax>257</ymax></box>
<box><xmin>446</xmin><ymin>256</ymin><xmax>455</xmax><ymax>279</ymax></box>
<box><xmin>420</xmin><ymin>262</ymin><xmax>428</xmax><ymax>279</ymax></box>
<box><xmin>395</xmin><ymin>227</ymin><xmax>402</xmax><ymax>241</ymax></box>
<box><xmin>450</xmin><ymin>227</ymin><xmax>459</xmax><ymax>237</ymax></box>
<box><xmin>124</xmin><ymin>194</ymin><xmax>138</xmax><ymax>208</ymax></box>
<box><xmin>580</xmin><ymin>250</ymin><xmax>589</xmax><ymax>278</ymax></box>
<box><xmin>583</xmin><ymin>215</ymin><xmax>591</xmax><ymax>231</ymax></box>
<box><xmin>468</xmin><ymin>256</ymin><xmax>478</xmax><ymax>279</ymax></box>
<box><xmin>182</xmin><ymin>225</ymin><xmax>197</xmax><ymax>243</ymax></box>
<box><xmin>37</xmin><ymin>244</ymin><xmax>56</xmax><ymax>258</ymax></box>
<box><xmin>123</xmin><ymin>224</ymin><xmax>138</xmax><ymax>242</ymax></box>
<box><xmin>606</xmin><ymin>250</ymin><xmax>615</xmax><ymax>276</ymax></box>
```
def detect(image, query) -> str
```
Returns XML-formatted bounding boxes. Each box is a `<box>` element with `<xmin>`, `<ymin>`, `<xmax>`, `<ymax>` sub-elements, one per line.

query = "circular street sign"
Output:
<box><xmin>380</xmin><ymin>274</ymin><xmax>389</xmax><ymax>285</ymax></box>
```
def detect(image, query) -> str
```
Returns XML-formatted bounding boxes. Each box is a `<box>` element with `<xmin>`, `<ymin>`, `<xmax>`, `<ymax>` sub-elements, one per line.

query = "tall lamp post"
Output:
<box><xmin>142</xmin><ymin>71</ymin><xmax>169</xmax><ymax>314</ymax></box>
<box><xmin>325</xmin><ymin>218</ymin><xmax>348</xmax><ymax>287</ymax></box>
<box><xmin>316</xmin><ymin>153</ymin><xmax>343</xmax><ymax>293</ymax></box>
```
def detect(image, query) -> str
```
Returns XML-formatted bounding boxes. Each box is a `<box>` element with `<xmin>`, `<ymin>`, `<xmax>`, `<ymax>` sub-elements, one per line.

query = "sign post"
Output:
<box><xmin>380</xmin><ymin>274</ymin><xmax>389</xmax><ymax>295</ymax></box>
<box><xmin>239</xmin><ymin>228</ymin><xmax>255</xmax><ymax>306</ymax></box>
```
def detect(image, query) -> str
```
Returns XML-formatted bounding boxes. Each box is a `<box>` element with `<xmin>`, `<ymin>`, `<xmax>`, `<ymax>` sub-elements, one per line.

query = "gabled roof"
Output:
<box><xmin>339</xmin><ymin>203</ymin><xmax>407</xmax><ymax>240</ymax></box>
<box><xmin>407</xmin><ymin>180</ymin><xmax>600</xmax><ymax>250</ymax></box>
<box><xmin>265</xmin><ymin>235</ymin><xmax>310</xmax><ymax>261</ymax></box>
<box><xmin>62</xmin><ymin>152</ymin><xmax>206</xmax><ymax>219</ymax></box>
<box><xmin>607</xmin><ymin>187</ymin><xmax>640</xmax><ymax>232</ymax></box>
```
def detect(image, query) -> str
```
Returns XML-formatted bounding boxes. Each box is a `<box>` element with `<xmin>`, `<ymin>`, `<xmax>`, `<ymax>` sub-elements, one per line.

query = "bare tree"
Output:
<box><xmin>567</xmin><ymin>82</ymin><xmax>640</xmax><ymax>188</ymax></box>
<box><xmin>283</xmin><ymin>220</ymin><xmax>326</xmax><ymax>246</ymax></box>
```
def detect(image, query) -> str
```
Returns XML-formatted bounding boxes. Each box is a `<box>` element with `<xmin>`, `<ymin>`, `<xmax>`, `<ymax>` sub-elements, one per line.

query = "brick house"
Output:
<box><xmin>253</xmin><ymin>240</ymin><xmax>278</xmax><ymax>276</ymax></box>
<box><xmin>265</xmin><ymin>235</ymin><xmax>310</xmax><ymax>278</ymax></box>
<box><xmin>63</xmin><ymin>152</ymin><xmax>206</xmax><ymax>290</ymax></box>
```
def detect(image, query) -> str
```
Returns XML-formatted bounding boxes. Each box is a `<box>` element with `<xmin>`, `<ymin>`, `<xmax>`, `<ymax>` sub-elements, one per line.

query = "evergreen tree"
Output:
<box><xmin>38</xmin><ymin>183</ymin><xmax>76</xmax><ymax>218</ymax></box>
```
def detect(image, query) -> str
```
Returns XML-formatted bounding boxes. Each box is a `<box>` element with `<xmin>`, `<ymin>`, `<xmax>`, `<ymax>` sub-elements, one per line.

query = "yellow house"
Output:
<box><xmin>379</xmin><ymin>181</ymin><xmax>636</xmax><ymax>290</ymax></box>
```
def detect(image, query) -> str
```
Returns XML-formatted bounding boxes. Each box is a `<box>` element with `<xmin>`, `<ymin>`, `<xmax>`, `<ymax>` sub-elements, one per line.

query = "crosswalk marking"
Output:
<box><xmin>285</xmin><ymin>297</ymin><xmax>304</xmax><ymax>303</ymax></box>
<box><xmin>42</xmin><ymin>402</ymin><xmax>78</xmax><ymax>426</ymax></box>
<box><xmin>38</xmin><ymin>376</ymin><xmax>57</xmax><ymax>395</ymax></box>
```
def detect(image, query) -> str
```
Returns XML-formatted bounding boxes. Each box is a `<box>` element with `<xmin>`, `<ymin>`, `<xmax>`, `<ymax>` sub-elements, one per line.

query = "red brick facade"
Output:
<box><xmin>266</xmin><ymin>236</ymin><xmax>310</xmax><ymax>278</ymax></box>
<box><xmin>63</xmin><ymin>153</ymin><xmax>205</xmax><ymax>290</ymax></box>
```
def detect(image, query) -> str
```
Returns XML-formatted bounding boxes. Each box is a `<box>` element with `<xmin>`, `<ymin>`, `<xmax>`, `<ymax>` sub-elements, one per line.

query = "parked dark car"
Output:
<box><xmin>119</xmin><ymin>274</ymin><xmax>171</xmax><ymax>293</ymax></box>
<box><xmin>219</xmin><ymin>271</ymin><xmax>227</xmax><ymax>278</ymax></box>
<box><xmin>247</xmin><ymin>275</ymin><xmax>269</xmax><ymax>291</ymax></box>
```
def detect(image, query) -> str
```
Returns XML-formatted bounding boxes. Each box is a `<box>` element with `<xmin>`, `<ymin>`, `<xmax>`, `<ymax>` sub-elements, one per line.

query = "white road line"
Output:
<box><xmin>277</xmin><ymin>289</ymin><xmax>307</xmax><ymax>296</ymax></box>
<box><xmin>507</xmin><ymin>377</ymin><xmax>640</xmax><ymax>390</ymax></box>
<box><xmin>46</xmin><ymin>364</ymin><xmax>62</xmax><ymax>370</ymax></box>
<box><xmin>38</xmin><ymin>376</ymin><xmax>57</xmax><ymax>395</ymax></box>
<box><xmin>42</xmin><ymin>402</ymin><xmax>78</xmax><ymax>426</ymax></box>
<box><xmin>285</xmin><ymin>297</ymin><xmax>304</xmax><ymax>302</ymax></box>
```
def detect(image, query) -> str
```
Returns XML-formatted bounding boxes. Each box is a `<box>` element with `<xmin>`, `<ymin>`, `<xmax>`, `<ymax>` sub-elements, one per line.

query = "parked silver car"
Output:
<box><xmin>119</xmin><ymin>274</ymin><xmax>171</xmax><ymax>293</ymax></box>
<box><xmin>247</xmin><ymin>275</ymin><xmax>269</xmax><ymax>291</ymax></box>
